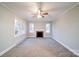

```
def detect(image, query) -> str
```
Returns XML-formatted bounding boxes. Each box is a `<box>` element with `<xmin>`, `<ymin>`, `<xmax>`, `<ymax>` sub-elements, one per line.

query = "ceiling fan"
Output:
<box><xmin>32</xmin><ymin>8</ymin><xmax>48</xmax><ymax>18</ymax></box>
<box><xmin>32</xmin><ymin>3</ymin><xmax>48</xmax><ymax>18</ymax></box>
<box><xmin>38</xmin><ymin>9</ymin><xmax>48</xmax><ymax>18</ymax></box>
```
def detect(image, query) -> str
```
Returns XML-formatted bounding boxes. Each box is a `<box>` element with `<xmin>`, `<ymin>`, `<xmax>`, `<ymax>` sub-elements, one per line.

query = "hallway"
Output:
<box><xmin>2</xmin><ymin>38</ymin><xmax>77</xmax><ymax>57</ymax></box>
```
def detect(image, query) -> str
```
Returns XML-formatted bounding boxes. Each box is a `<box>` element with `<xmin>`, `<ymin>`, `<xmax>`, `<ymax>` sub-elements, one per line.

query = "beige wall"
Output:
<box><xmin>52</xmin><ymin>4</ymin><xmax>79</xmax><ymax>55</ymax></box>
<box><xmin>27</xmin><ymin>21</ymin><xmax>52</xmax><ymax>37</ymax></box>
<box><xmin>0</xmin><ymin>4</ymin><xmax>27</xmax><ymax>54</ymax></box>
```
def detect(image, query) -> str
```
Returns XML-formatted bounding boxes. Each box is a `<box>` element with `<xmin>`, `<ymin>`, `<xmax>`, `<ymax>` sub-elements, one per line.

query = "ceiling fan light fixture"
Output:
<box><xmin>37</xmin><ymin>14</ymin><xmax>42</xmax><ymax>18</ymax></box>
<box><xmin>37</xmin><ymin>9</ymin><xmax>42</xmax><ymax>18</ymax></box>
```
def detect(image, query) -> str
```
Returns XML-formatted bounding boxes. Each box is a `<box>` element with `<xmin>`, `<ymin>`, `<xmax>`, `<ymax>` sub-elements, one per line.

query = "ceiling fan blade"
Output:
<box><xmin>42</xmin><ymin>13</ymin><xmax>48</xmax><ymax>15</ymax></box>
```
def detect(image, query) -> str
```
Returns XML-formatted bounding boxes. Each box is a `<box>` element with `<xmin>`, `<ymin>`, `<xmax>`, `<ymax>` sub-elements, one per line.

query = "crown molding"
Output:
<box><xmin>57</xmin><ymin>3</ymin><xmax>79</xmax><ymax>19</ymax></box>
<box><xmin>0</xmin><ymin>3</ymin><xmax>25</xmax><ymax>20</ymax></box>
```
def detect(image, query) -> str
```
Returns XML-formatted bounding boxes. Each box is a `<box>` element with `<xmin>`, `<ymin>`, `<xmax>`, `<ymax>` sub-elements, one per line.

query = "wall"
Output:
<box><xmin>27</xmin><ymin>21</ymin><xmax>52</xmax><ymax>38</ymax></box>
<box><xmin>52</xmin><ymin>4</ymin><xmax>79</xmax><ymax>55</ymax></box>
<box><xmin>0</xmin><ymin>4</ymin><xmax>27</xmax><ymax>55</ymax></box>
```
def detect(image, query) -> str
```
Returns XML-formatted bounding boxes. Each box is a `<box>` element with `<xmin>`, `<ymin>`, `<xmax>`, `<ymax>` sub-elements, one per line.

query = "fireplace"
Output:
<box><xmin>36</xmin><ymin>31</ymin><xmax>43</xmax><ymax>37</ymax></box>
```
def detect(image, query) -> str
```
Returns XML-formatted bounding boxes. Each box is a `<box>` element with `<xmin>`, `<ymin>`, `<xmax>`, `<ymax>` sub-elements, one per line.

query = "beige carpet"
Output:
<box><xmin>1</xmin><ymin>38</ymin><xmax>77</xmax><ymax>57</ymax></box>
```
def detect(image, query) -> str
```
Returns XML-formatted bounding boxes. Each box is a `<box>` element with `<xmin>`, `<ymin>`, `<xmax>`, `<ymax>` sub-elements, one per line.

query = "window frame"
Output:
<box><xmin>14</xmin><ymin>18</ymin><xmax>25</xmax><ymax>37</ymax></box>
<box><xmin>29</xmin><ymin>23</ymin><xmax>35</xmax><ymax>33</ymax></box>
<box><xmin>45</xmin><ymin>23</ymin><xmax>51</xmax><ymax>33</ymax></box>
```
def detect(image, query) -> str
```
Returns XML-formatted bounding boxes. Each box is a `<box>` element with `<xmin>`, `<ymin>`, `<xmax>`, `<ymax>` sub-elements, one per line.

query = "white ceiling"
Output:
<box><xmin>1</xmin><ymin>2</ymin><xmax>78</xmax><ymax>21</ymax></box>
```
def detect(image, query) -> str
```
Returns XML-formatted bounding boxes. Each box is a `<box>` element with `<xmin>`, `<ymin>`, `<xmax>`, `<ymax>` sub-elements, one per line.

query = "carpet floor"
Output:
<box><xmin>1</xmin><ymin>38</ymin><xmax>77</xmax><ymax>57</ymax></box>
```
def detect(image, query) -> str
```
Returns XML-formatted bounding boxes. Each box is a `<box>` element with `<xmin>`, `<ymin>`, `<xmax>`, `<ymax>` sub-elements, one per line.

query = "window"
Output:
<box><xmin>45</xmin><ymin>23</ymin><xmax>50</xmax><ymax>33</ymax></box>
<box><xmin>29</xmin><ymin>23</ymin><xmax>34</xmax><ymax>33</ymax></box>
<box><xmin>15</xmin><ymin>19</ymin><xmax>25</xmax><ymax>36</ymax></box>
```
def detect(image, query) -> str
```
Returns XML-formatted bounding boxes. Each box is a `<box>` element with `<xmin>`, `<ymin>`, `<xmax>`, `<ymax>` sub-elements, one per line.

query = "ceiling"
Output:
<box><xmin>1</xmin><ymin>2</ymin><xmax>78</xmax><ymax>21</ymax></box>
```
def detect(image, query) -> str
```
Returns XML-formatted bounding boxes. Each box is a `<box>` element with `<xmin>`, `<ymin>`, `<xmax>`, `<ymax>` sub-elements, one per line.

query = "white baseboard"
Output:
<box><xmin>52</xmin><ymin>37</ymin><xmax>79</xmax><ymax>56</ymax></box>
<box><xmin>0</xmin><ymin>44</ymin><xmax>16</xmax><ymax>56</ymax></box>
<box><xmin>0</xmin><ymin>38</ymin><xmax>25</xmax><ymax>56</ymax></box>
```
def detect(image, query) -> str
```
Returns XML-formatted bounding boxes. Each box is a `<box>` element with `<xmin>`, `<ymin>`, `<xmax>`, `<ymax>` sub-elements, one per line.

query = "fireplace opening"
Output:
<box><xmin>36</xmin><ymin>31</ymin><xmax>43</xmax><ymax>37</ymax></box>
